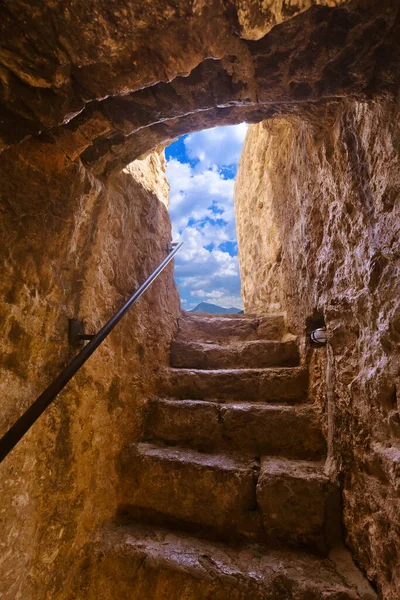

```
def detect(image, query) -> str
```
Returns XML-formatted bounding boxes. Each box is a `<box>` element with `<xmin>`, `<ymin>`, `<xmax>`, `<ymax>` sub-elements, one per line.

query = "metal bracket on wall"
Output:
<box><xmin>310</xmin><ymin>327</ymin><xmax>327</xmax><ymax>345</ymax></box>
<box><xmin>167</xmin><ymin>242</ymin><xmax>180</xmax><ymax>253</ymax></box>
<box><xmin>68</xmin><ymin>318</ymin><xmax>95</xmax><ymax>346</ymax></box>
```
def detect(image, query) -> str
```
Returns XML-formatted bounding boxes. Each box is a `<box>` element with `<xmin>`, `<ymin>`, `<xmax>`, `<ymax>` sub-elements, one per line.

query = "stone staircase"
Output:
<box><xmin>90</xmin><ymin>312</ymin><xmax>376</xmax><ymax>599</ymax></box>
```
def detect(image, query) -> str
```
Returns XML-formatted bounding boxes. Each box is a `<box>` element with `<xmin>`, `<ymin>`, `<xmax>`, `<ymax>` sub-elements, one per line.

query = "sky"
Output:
<box><xmin>165</xmin><ymin>123</ymin><xmax>248</xmax><ymax>311</ymax></box>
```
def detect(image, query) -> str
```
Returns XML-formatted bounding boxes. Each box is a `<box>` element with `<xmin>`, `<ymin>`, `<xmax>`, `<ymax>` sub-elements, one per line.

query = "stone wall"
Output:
<box><xmin>234</xmin><ymin>97</ymin><xmax>400</xmax><ymax>599</ymax></box>
<box><xmin>0</xmin><ymin>140</ymin><xmax>180</xmax><ymax>599</ymax></box>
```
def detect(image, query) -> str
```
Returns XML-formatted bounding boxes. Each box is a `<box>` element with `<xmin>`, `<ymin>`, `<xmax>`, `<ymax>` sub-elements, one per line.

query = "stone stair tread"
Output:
<box><xmin>134</xmin><ymin>441</ymin><xmax>254</xmax><ymax>470</ymax></box>
<box><xmin>168</xmin><ymin>367</ymin><xmax>305</xmax><ymax>374</ymax></box>
<box><xmin>144</xmin><ymin>398</ymin><xmax>326</xmax><ymax>459</ymax></box>
<box><xmin>261</xmin><ymin>456</ymin><xmax>326</xmax><ymax>478</ymax></box>
<box><xmin>156</xmin><ymin>395</ymin><xmax>305</xmax><ymax>405</ymax></box>
<box><xmin>158</xmin><ymin>366</ymin><xmax>308</xmax><ymax>401</ymax></box>
<box><xmin>221</xmin><ymin>401</ymin><xmax>312</xmax><ymax>411</ymax></box>
<box><xmin>131</xmin><ymin>442</ymin><xmax>326</xmax><ymax>475</ymax></box>
<box><xmin>150</xmin><ymin>397</ymin><xmax>315</xmax><ymax>409</ymax></box>
<box><xmin>92</xmin><ymin>522</ymin><xmax>376</xmax><ymax>600</ymax></box>
<box><xmin>172</xmin><ymin>339</ymin><xmax>297</xmax><ymax>348</ymax></box>
<box><xmin>171</xmin><ymin>338</ymin><xmax>300</xmax><ymax>369</ymax></box>
<box><xmin>131</xmin><ymin>441</ymin><xmax>325</xmax><ymax>469</ymax></box>
<box><xmin>176</xmin><ymin>313</ymin><xmax>285</xmax><ymax>342</ymax></box>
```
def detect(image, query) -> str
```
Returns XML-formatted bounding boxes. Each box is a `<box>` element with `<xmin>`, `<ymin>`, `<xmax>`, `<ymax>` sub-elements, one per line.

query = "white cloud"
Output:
<box><xmin>173</xmin><ymin>226</ymin><xmax>242</xmax><ymax>309</ymax></box>
<box><xmin>167</xmin><ymin>159</ymin><xmax>234</xmax><ymax>238</ymax></box>
<box><xmin>184</xmin><ymin>123</ymin><xmax>248</xmax><ymax>170</ymax></box>
<box><xmin>166</xmin><ymin>124</ymin><xmax>247</xmax><ymax>310</ymax></box>
<box><xmin>174</xmin><ymin>227</ymin><xmax>239</xmax><ymax>279</ymax></box>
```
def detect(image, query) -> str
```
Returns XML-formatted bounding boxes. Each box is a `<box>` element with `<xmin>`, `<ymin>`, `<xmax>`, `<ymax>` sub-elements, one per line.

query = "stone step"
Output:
<box><xmin>170</xmin><ymin>338</ymin><xmax>300</xmax><ymax>369</ymax></box>
<box><xmin>89</xmin><ymin>523</ymin><xmax>377</xmax><ymax>600</ymax></box>
<box><xmin>118</xmin><ymin>443</ymin><xmax>334</xmax><ymax>550</ymax></box>
<box><xmin>176</xmin><ymin>313</ymin><xmax>285</xmax><ymax>343</ymax></box>
<box><xmin>118</xmin><ymin>443</ymin><xmax>262</xmax><ymax>542</ymax></box>
<box><xmin>158</xmin><ymin>367</ymin><xmax>308</xmax><ymax>402</ymax></box>
<box><xmin>143</xmin><ymin>398</ymin><xmax>326</xmax><ymax>459</ymax></box>
<box><xmin>257</xmin><ymin>457</ymin><xmax>337</xmax><ymax>552</ymax></box>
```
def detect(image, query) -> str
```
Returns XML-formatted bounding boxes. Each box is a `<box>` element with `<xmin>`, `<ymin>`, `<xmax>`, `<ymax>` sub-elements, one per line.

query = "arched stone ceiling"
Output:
<box><xmin>1</xmin><ymin>0</ymin><xmax>399</xmax><ymax>176</ymax></box>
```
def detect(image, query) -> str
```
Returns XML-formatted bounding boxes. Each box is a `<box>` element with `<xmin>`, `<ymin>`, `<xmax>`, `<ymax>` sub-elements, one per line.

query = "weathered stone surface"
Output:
<box><xmin>124</xmin><ymin>150</ymin><xmax>170</xmax><ymax>206</ymax></box>
<box><xmin>232</xmin><ymin>0</ymin><xmax>349</xmax><ymax>40</ymax></box>
<box><xmin>220</xmin><ymin>402</ymin><xmax>326</xmax><ymax>458</ymax></box>
<box><xmin>176</xmin><ymin>313</ymin><xmax>285</xmax><ymax>343</ymax></box>
<box><xmin>0</xmin><ymin>147</ymin><xmax>180</xmax><ymax>599</ymax></box>
<box><xmin>144</xmin><ymin>398</ymin><xmax>326</xmax><ymax>458</ymax></box>
<box><xmin>171</xmin><ymin>338</ymin><xmax>300</xmax><ymax>368</ymax></box>
<box><xmin>144</xmin><ymin>398</ymin><xmax>223</xmax><ymax>452</ymax></box>
<box><xmin>118</xmin><ymin>443</ymin><xmax>262</xmax><ymax>540</ymax></box>
<box><xmin>234</xmin><ymin>98</ymin><xmax>400</xmax><ymax>597</ymax></box>
<box><xmin>159</xmin><ymin>367</ymin><xmax>308</xmax><ymax>401</ymax></box>
<box><xmin>84</xmin><ymin>523</ymin><xmax>376</xmax><ymax>600</ymax></box>
<box><xmin>257</xmin><ymin>458</ymin><xmax>334</xmax><ymax>552</ymax></box>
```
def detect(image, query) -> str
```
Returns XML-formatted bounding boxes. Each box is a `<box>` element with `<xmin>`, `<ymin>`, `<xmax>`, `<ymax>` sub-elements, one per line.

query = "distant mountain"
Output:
<box><xmin>190</xmin><ymin>302</ymin><xmax>243</xmax><ymax>315</ymax></box>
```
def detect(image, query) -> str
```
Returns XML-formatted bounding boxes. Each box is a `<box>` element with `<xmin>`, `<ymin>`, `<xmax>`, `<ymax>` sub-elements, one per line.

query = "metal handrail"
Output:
<box><xmin>0</xmin><ymin>241</ymin><xmax>183</xmax><ymax>463</ymax></box>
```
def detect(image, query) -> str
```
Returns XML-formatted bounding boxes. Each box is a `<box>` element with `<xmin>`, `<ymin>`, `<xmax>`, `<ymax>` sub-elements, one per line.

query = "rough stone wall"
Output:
<box><xmin>0</xmin><ymin>141</ymin><xmax>180</xmax><ymax>599</ymax></box>
<box><xmin>234</xmin><ymin>97</ymin><xmax>400</xmax><ymax>599</ymax></box>
<box><xmin>1</xmin><ymin>1</ymin><xmax>399</xmax><ymax>175</ymax></box>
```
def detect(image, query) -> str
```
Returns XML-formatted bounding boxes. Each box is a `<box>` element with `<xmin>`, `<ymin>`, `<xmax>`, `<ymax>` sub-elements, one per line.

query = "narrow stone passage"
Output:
<box><xmin>91</xmin><ymin>312</ymin><xmax>376</xmax><ymax>599</ymax></box>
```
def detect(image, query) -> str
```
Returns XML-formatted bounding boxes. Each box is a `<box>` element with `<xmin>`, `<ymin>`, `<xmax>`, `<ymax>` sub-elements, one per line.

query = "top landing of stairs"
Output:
<box><xmin>177</xmin><ymin>312</ymin><xmax>286</xmax><ymax>342</ymax></box>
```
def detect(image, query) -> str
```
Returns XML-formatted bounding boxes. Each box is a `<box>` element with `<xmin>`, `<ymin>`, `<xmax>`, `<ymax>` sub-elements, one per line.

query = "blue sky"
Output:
<box><xmin>165</xmin><ymin>124</ymin><xmax>248</xmax><ymax>310</ymax></box>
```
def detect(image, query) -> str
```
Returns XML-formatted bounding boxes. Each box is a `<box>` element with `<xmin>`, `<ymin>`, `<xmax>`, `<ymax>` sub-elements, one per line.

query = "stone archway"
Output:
<box><xmin>0</xmin><ymin>2</ymin><xmax>399</xmax><ymax>599</ymax></box>
<box><xmin>1</xmin><ymin>1</ymin><xmax>399</xmax><ymax>175</ymax></box>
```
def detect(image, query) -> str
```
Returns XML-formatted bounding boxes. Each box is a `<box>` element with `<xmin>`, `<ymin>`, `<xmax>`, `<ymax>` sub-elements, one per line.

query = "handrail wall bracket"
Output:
<box><xmin>68</xmin><ymin>319</ymin><xmax>95</xmax><ymax>346</ymax></box>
